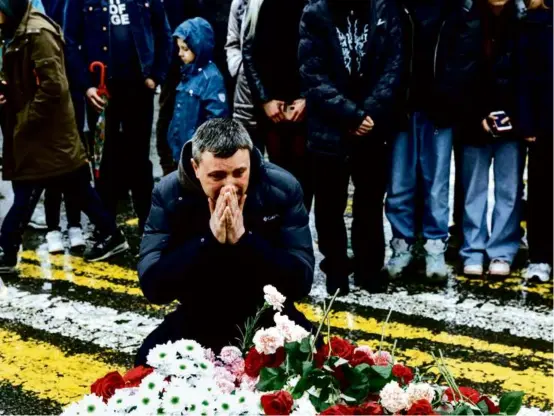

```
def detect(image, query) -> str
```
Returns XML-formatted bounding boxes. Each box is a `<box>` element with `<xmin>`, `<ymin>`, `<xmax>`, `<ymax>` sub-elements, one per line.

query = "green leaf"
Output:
<box><xmin>370</xmin><ymin>365</ymin><xmax>392</xmax><ymax>379</ymax></box>
<box><xmin>302</xmin><ymin>361</ymin><xmax>314</xmax><ymax>376</ymax></box>
<box><xmin>300</xmin><ymin>337</ymin><xmax>313</xmax><ymax>353</ymax></box>
<box><xmin>499</xmin><ymin>392</ymin><xmax>524</xmax><ymax>415</ymax></box>
<box><xmin>476</xmin><ymin>400</ymin><xmax>489</xmax><ymax>415</ymax></box>
<box><xmin>454</xmin><ymin>404</ymin><xmax>474</xmax><ymax>415</ymax></box>
<box><xmin>256</xmin><ymin>367</ymin><xmax>287</xmax><ymax>392</ymax></box>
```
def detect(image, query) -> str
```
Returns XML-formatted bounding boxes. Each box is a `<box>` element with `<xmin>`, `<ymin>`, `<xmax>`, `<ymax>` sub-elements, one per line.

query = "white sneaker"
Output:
<box><xmin>522</xmin><ymin>263</ymin><xmax>552</xmax><ymax>282</ymax></box>
<box><xmin>386</xmin><ymin>239</ymin><xmax>413</xmax><ymax>278</ymax></box>
<box><xmin>489</xmin><ymin>259</ymin><xmax>511</xmax><ymax>276</ymax></box>
<box><xmin>28</xmin><ymin>210</ymin><xmax>47</xmax><ymax>230</ymax></box>
<box><xmin>46</xmin><ymin>231</ymin><xmax>65</xmax><ymax>254</ymax></box>
<box><xmin>68</xmin><ymin>227</ymin><xmax>86</xmax><ymax>249</ymax></box>
<box><xmin>464</xmin><ymin>264</ymin><xmax>484</xmax><ymax>276</ymax></box>
<box><xmin>424</xmin><ymin>239</ymin><xmax>449</xmax><ymax>280</ymax></box>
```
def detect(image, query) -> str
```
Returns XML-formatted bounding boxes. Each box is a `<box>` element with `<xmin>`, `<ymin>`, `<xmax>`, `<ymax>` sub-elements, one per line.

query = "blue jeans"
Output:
<box><xmin>0</xmin><ymin>166</ymin><xmax>117</xmax><ymax>255</ymax></box>
<box><xmin>385</xmin><ymin>112</ymin><xmax>453</xmax><ymax>242</ymax></box>
<box><xmin>460</xmin><ymin>140</ymin><xmax>523</xmax><ymax>265</ymax></box>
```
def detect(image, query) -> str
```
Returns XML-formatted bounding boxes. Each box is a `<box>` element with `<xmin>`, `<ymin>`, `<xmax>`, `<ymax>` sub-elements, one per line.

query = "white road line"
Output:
<box><xmin>0</xmin><ymin>286</ymin><xmax>161</xmax><ymax>354</ymax></box>
<box><xmin>309</xmin><ymin>274</ymin><xmax>554</xmax><ymax>342</ymax></box>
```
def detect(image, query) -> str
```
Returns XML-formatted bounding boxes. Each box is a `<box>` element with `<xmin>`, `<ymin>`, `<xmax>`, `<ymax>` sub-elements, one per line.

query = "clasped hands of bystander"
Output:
<box><xmin>208</xmin><ymin>185</ymin><xmax>247</xmax><ymax>245</ymax></box>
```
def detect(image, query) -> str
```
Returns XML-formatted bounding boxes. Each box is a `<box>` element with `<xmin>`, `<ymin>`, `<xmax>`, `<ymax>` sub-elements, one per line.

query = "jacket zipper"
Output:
<box><xmin>433</xmin><ymin>20</ymin><xmax>446</xmax><ymax>79</ymax></box>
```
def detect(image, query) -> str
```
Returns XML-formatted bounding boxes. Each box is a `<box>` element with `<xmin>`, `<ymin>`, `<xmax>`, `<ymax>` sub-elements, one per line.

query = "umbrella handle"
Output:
<box><xmin>89</xmin><ymin>61</ymin><xmax>110</xmax><ymax>98</ymax></box>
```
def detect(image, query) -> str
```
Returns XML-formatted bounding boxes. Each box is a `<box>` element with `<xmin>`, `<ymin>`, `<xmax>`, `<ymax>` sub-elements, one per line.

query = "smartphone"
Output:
<box><xmin>490</xmin><ymin>111</ymin><xmax>512</xmax><ymax>132</ymax></box>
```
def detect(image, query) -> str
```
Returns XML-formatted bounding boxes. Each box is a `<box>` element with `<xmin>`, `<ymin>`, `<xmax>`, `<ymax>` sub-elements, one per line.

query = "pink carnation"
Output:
<box><xmin>372</xmin><ymin>350</ymin><xmax>393</xmax><ymax>366</ymax></box>
<box><xmin>214</xmin><ymin>367</ymin><xmax>236</xmax><ymax>393</ymax></box>
<box><xmin>227</xmin><ymin>358</ymin><xmax>245</xmax><ymax>379</ymax></box>
<box><xmin>219</xmin><ymin>346</ymin><xmax>243</xmax><ymax>365</ymax></box>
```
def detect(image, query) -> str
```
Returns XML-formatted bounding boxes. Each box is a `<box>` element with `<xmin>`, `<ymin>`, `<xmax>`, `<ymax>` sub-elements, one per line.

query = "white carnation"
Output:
<box><xmin>406</xmin><ymin>382</ymin><xmax>436</xmax><ymax>405</ymax></box>
<box><xmin>380</xmin><ymin>381</ymin><xmax>410</xmax><ymax>414</ymax></box>
<box><xmin>263</xmin><ymin>285</ymin><xmax>286</xmax><ymax>311</ymax></box>
<box><xmin>274</xmin><ymin>313</ymin><xmax>310</xmax><ymax>343</ymax></box>
<box><xmin>253</xmin><ymin>327</ymin><xmax>285</xmax><ymax>355</ymax></box>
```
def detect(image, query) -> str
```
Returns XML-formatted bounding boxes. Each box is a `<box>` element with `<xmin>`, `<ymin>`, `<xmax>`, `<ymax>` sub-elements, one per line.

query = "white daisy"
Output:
<box><xmin>106</xmin><ymin>388</ymin><xmax>136</xmax><ymax>413</ymax></box>
<box><xmin>147</xmin><ymin>342</ymin><xmax>176</xmax><ymax>372</ymax></box>
<box><xmin>161</xmin><ymin>383</ymin><xmax>190</xmax><ymax>414</ymax></box>
<box><xmin>172</xmin><ymin>339</ymin><xmax>206</xmax><ymax>361</ymax></box>
<box><xmin>138</xmin><ymin>372</ymin><xmax>169</xmax><ymax>396</ymax></box>
<box><xmin>71</xmin><ymin>394</ymin><xmax>107</xmax><ymax>415</ymax></box>
<box><xmin>135</xmin><ymin>390</ymin><xmax>161</xmax><ymax>414</ymax></box>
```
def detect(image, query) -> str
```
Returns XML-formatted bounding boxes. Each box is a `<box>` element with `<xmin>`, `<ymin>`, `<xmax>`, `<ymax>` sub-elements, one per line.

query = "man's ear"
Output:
<box><xmin>191</xmin><ymin>158</ymin><xmax>200</xmax><ymax>179</ymax></box>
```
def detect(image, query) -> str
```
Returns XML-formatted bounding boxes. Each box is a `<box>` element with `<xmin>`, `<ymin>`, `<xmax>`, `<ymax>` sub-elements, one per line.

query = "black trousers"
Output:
<box><xmin>44</xmin><ymin>92</ymin><xmax>88</xmax><ymax>232</ymax></box>
<box><xmin>156</xmin><ymin>60</ymin><xmax>180</xmax><ymax>176</ymax></box>
<box><xmin>260</xmin><ymin>120</ymin><xmax>313</xmax><ymax>212</ymax></box>
<box><xmin>0</xmin><ymin>165</ymin><xmax>116</xmax><ymax>255</ymax></box>
<box><xmin>313</xmin><ymin>140</ymin><xmax>387</xmax><ymax>285</ymax></box>
<box><xmin>89</xmin><ymin>81</ymin><xmax>155</xmax><ymax>232</ymax></box>
<box><xmin>527</xmin><ymin>135</ymin><xmax>553</xmax><ymax>264</ymax></box>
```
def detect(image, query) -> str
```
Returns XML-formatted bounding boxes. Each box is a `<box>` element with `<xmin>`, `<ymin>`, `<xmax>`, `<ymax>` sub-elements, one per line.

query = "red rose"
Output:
<box><xmin>261</xmin><ymin>391</ymin><xmax>294</xmax><ymax>415</ymax></box>
<box><xmin>245</xmin><ymin>348</ymin><xmax>266</xmax><ymax>377</ymax></box>
<box><xmin>392</xmin><ymin>364</ymin><xmax>414</xmax><ymax>385</ymax></box>
<box><xmin>445</xmin><ymin>387</ymin><xmax>481</xmax><ymax>404</ymax></box>
<box><xmin>350</xmin><ymin>350</ymin><xmax>375</xmax><ymax>368</ymax></box>
<box><xmin>407</xmin><ymin>399</ymin><xmax>436</xmax><ymax>415</ymax></box>
<box><xmin>316</xmin><ymin>337</ymin><xmax>356</xmax><ymax>368</ymax></box>
<box><xmin>123</xmin><ymin>365</ymin><xmax>154</xmax><ymax>388</ymax></box>
<box><xmin>479</xmin><ymin>396</ymin><xmax>500</xmax><ymax>414</ymax></box>
<box><xmin>319</xmin><ymin>404</ymin><xmax>357</xmax><ymax>415</ymax></box>
<box><xmin>263</xmin><ymin>347</ymin><xmax>286</xmax><ymax>368</ymax></box>
<box><xmin>91</xmin><ymin>371</ymin><xmax>125</xmax><ymax>403</ymax></box>
<box><xmin>355</xmin><ymin>402</ymin><xmax>384</xmax><ymax>415</ymax></box>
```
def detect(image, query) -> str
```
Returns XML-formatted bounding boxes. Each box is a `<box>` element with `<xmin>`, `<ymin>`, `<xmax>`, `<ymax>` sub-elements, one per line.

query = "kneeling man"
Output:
<box><xmin>136</xmin><ymin>118</ymin><xmax>314</xmax><ymax>364</ymax></box>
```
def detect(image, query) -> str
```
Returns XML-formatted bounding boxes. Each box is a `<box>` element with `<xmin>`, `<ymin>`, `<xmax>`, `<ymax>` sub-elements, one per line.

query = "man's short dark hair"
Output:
<box><xmin>192</xmin><ymin>118</ymin><xmax>253</xmax><ymax>163</ymax></box>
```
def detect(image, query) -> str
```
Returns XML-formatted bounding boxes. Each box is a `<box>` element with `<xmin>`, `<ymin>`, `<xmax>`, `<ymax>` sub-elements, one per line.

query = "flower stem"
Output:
<box><xmin>309</xmin><ymin>289</ymin><xmax>339</xmax><ymax>360</ymax></box>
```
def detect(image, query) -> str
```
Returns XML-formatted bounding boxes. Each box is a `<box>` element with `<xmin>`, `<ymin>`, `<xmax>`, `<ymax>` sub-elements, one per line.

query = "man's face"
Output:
<box><xmin>191</xmin><ymin>149</ymin><xmax>251</xmax><ymax>201</ymax></box>
<box><xmin>176</xmin><ymin>38</ymin><xmax>196</xmax><ymax>65</ymax></box>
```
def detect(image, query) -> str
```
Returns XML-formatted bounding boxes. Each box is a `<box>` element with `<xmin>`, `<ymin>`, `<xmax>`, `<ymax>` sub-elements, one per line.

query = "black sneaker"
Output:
<box><xmin>83</xmin><ymin>229</ymin><xmax>129</xmax><ymax>262</ymax></box>
<box><xmin>0</xmin><ymin>248</ymin><xmax>17</xmax><ymax>274</ymax></box>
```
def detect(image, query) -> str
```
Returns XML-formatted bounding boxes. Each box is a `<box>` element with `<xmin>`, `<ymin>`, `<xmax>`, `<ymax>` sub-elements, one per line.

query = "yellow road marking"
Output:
<box><xmin>20</xmin><ymin>250</ymin><xmax>138</xmax><ymax>283</ymax></box>
<box><xmin>17</xmin><ymin>263</ymin><xmax>142</xmax><ymax>297</ymax></box>
<box><xmin>356</xmin><ymin>338</ymin><xmax>553</xmax><ymax>408</ymax></box>
<box><xmin>457</xmin><ymin>275</ymin><xmax>553</xmax><ymax>298</ymax></box>
<box><xmin>124</xmin><ymin>218</ymin><xmax>139</xmax><ymax>227</ymax></box>
<box><xmin>296</xmin><ymin>303</ymin><xmax>553</xmax><ymax>362</ymax></box>
<box><xmin>0</xmin><ymin>328</ymin><xmax>126</xmax><ymax>405</ymax></box>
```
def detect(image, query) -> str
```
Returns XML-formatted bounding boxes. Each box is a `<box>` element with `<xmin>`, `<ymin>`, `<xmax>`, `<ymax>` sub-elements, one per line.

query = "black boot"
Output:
<box><xmin>0</xmin><ymin>247</ymin><xmax>17</xmax><ymax>274</ymax></box>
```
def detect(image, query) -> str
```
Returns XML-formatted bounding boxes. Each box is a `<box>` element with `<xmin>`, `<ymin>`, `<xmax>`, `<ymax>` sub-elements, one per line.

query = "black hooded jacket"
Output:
<box><xmin>298</xmin><ymin>0</ymin><xmax>404</xmax><ymax>156</ymax></box>
<box><xmin>137</xmin><ymin>141</ymin><xmax>315</xmax><ymax>351</ymax></box>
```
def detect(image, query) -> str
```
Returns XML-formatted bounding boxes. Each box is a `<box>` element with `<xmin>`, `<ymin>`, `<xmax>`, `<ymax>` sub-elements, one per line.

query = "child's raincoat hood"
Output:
<box><xmin>174</xmin><ymin>17</ymin><xmax>215</xmax><ymax>76</ymax></box>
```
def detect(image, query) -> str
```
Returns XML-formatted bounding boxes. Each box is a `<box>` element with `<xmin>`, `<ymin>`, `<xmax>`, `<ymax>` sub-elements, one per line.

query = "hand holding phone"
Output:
<box><xmin>485</xmin><ymin>111</ymin><xmax>512</xmax><ymax>137</ymax></box>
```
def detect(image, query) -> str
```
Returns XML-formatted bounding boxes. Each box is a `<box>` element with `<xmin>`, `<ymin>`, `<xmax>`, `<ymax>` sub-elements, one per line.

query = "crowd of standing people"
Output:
<box><xmin>0</xmin><ymin>0</ymin><xmax>551</xmax><ymax>295</ymax></box>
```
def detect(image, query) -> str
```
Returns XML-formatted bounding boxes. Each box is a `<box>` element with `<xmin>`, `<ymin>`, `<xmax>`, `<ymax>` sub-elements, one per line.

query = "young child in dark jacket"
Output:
<box><xmin>167</xmin><ymin>18</ymin><xmax>229</xmax><ymax>162</ymax></box>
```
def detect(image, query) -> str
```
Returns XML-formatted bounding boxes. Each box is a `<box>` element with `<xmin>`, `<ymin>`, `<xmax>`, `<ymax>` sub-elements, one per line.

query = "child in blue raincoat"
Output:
<box><xmin>167</xmin><ymin>17</ymin><xmax>229</xmax><ymax>162</ymax></box>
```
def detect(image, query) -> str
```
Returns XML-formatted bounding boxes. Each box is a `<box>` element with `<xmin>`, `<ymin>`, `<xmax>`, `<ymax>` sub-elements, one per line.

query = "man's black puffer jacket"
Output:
<box><xmin>137</xmin><ymin>140</ymin><xmax>315</xmax><ymax>354</ymax></box>
<box><xmin>298</xmin><ymin>0</ymin><xmax>404</xmax><ymax>156</ymax></box>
